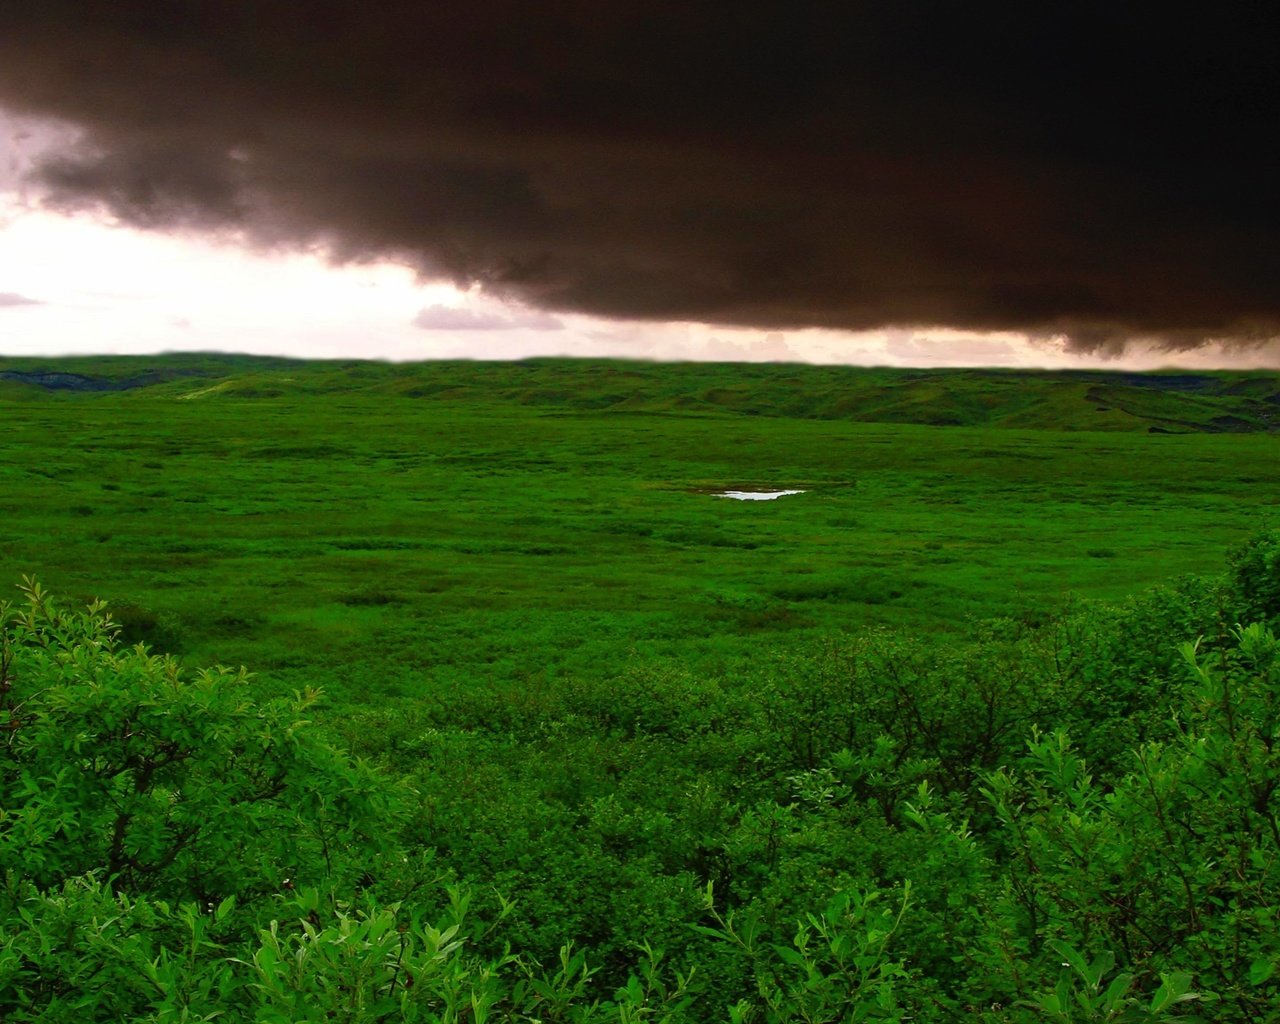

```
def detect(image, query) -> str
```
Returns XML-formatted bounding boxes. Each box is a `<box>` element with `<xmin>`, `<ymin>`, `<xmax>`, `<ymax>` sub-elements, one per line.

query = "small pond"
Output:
<box><xmin>717</xmin><ymin>489</ymin><xmax>806</xmax><ymax>501</ymax></box>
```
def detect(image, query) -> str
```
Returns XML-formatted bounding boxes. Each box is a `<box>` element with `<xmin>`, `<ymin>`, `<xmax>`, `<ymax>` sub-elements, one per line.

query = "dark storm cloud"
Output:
<box><xmin>1</xmin><ymin>2</ymin><xmax>1278</xmax><ymax>351</ymax></box>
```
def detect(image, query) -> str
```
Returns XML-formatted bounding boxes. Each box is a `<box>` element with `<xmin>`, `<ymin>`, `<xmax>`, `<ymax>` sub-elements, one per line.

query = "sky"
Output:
<box><xmin>1</xmin><ymin>3</ymin><xmax>1279</xmax><ymax>369</ymax></box>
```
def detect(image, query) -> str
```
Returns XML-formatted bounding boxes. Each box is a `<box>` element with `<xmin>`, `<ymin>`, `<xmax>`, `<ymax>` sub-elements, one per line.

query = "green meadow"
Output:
<box><xmin>1</xmin><ymin>356</ymin><xmax>1276</xmax><ymax>703</ymax></box>
<box><xmin>3</xmin><ymin>355</ymin><xmax>1280</xmax><ymax>1021</ymax></box>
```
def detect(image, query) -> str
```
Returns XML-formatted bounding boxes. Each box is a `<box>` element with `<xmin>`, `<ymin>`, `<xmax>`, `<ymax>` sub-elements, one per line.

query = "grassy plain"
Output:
<box><xmin>4</xmin><ymin>355</ymin><xmax>1280</xmax><ymax>1019</ymax></box>
<box><xmin>0</xmin><ymin>356</ymin><xmax>1277</xmax><ymax>711</ymax></box>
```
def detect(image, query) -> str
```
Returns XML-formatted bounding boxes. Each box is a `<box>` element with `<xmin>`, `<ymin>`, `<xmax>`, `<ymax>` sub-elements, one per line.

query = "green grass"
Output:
<box><xmin>4</xmin><ymin>354</ymin><xmax>1280</xmax><ymax>430</ymax></box>
<box><xmin>4</xmin><ymin>354</ymin><xmax>1280</xmax><ymax>1019</ymax></box>
<box><xmin>0</xmin><ymin>355</ymin><xmax>1276</xmax><ymax>708</ymax></box>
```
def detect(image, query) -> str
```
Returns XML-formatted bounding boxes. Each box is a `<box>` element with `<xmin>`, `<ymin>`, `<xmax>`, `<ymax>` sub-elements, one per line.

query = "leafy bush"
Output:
<box><xmin>4</xmin><ymin>533</ymin><xmax>1280</xmax><ymax>1021</ymax></box>
<box><xmin>1227</xmin><ymin>528</ymin><xmax>1280</xmax><ymax>625</ymax></box>
<box><xmin>0</xmin><ymin>579</ymin><xmax>387</xmax><ymax>902</ymax></box>
<box><xmin>970</xmin><ymin>624</ymin><xmax>1280</xmax><ymax>1020</ymax></box>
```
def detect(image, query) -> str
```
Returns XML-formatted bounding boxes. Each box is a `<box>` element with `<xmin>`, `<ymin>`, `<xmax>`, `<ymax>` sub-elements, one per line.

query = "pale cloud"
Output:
<box><xmin>0</xmin><ymin>291</ymin><xmax>41</xmax><ymax>307</ymax></box>
<box><xmin>881</xmin><ymin>329</ymin><xmax>1023</xmax><ymax>367</ymax></box>
<box><xmin>693</xmin><ymin>331</ymin><xmax>802</xmax><ymax>363</ymax></box>
<box><xmin>1109</xmin><ymin>337</ymin><xmax>1280</xmax><ymax>371</ymax></box>
<box><xmin>412</xmin><ymin>304</ymin><xmax>563</xmax><ymax>331</ymax></box>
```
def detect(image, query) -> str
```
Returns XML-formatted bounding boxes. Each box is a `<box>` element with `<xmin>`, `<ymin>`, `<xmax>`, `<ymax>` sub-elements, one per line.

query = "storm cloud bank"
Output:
<box><xmin>1</xmin><ymin>3</ymin><xmax>1277</xmax><ymax>352</ymax></box>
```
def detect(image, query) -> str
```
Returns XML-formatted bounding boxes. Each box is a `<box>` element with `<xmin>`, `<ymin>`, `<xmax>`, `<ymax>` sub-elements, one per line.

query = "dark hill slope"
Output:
<box><xmin>0</xmin><ymin>354</ymin><xmax>1276</xmax><ymax>432</ymax></box>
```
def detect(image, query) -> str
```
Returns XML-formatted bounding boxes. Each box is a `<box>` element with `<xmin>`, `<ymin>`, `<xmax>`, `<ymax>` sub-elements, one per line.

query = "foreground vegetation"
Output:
<box><xmin>1</xmin><ymin>357</ymin><xmax>1278</xmax><ymax>1020</ymax></box>
<box><xmin>6</xmin><ymin>536</ymin><xmax>1280</xmax><ymax>1021</ymax></box>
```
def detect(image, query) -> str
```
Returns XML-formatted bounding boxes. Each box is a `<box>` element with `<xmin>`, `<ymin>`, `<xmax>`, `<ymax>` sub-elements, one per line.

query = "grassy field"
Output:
<box><xmin>6</xmin><ymin>354</ymin><xmax>1280</xmax><ymax>1020</ymax></box>
<box><xmin>0</xmin><ymin>355</ymin><xmax>1276</xmax><ymax>710</ymax></box>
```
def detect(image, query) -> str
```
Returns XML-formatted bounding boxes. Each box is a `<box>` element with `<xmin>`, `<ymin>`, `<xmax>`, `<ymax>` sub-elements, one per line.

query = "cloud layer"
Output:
<box><xmin>413</xmin><ymin>304</ymin><xmax>562</xmax><ymax>332</ymax></box>
<box><xmin>1</xmin><ymin>4</ymin><xmax>1278</xmax><ymax>352</ymax></box>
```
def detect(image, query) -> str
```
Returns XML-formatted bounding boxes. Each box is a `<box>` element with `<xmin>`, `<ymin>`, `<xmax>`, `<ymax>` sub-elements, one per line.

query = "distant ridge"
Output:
<box><xmin>1</xmin><ymin>354</ymin><xmax>1277</xmax><ymax>433</ymax></box>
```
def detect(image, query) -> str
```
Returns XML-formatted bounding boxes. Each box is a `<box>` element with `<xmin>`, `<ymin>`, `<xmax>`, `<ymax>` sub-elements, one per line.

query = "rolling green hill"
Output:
<box><xmin>1</xmin><ymin>354</ymin><xmax>1277</xmax><ymax>432</ymax></box>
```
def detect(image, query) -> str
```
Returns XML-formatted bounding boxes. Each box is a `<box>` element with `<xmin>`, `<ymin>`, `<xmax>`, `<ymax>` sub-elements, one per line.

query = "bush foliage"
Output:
<box><xmin>3</xmin><ymin>533</ymin><xmax>1280</xmax><ymax>1020</ymax></box>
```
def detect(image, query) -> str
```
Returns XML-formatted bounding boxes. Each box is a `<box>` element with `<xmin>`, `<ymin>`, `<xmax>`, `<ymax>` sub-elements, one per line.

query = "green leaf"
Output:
<box><xmin>1149</xmin><ymin>973</ymin><xmax>1197</xmax><ymax>1013</ymax></box>
<box><xmin>1085</xmin><ymin>950</ymin><xmax>1114</xmax><ymax>989</ymax></box>
<box><xmin>1048</xmin><ymin>939</ymin><xmax>1089</xmax><ymax>981</ymax></box>
<box><xmin>772</xmin><ymin>944</ymin><xmax>807</xmax><ymax>968</ymax></box>
<box><xmin>1101</xmin><ymin>972</ymin><xmax>1132</xmax><ymax>1010</ymax></box>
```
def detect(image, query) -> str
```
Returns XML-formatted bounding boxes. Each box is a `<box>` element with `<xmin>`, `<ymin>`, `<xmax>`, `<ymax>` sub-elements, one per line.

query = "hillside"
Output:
<box><xmin>1</xmin><ymin>354</ymin><xmax>1278</xmax><ymax>432</ymax></box>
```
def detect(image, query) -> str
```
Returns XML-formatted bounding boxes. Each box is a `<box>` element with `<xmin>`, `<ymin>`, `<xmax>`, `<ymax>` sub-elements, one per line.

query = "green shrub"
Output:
<box><xmin>0</xmin><ymin>579</ymin><xmax>388</xmax><ymax>903</ymax></box>
<box><xmin>1227</xmin><ymin>529</ymin><xmax>1280</xmax><ymax>624</ymax></box>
